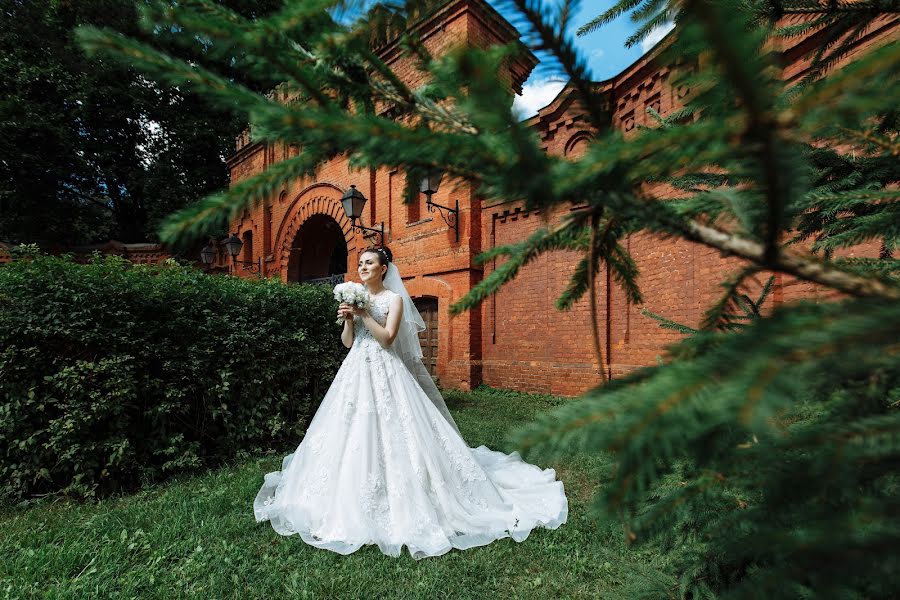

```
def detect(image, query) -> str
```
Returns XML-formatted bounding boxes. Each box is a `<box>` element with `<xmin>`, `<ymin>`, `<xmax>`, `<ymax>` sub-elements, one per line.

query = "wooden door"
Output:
<box><xmin>414</xmin><ymin>297</ymin><xmax>439</xmax><ymax>377</ymax></box>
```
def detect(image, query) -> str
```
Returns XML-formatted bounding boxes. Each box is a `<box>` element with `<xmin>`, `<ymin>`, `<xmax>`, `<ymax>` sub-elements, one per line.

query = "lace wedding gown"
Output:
<box><xmin>253</xmin><ymin>289</ymin><xmax>568</xmax><ymax>559</ymax></box>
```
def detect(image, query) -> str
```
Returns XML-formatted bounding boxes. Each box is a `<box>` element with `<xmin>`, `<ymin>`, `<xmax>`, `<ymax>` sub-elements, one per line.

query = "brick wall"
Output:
<box><xmin>477</xmin><ymin>14</ymin><xmax>897</xmax><ymax>396</ymax></box>
<box><xmin>225</xmin><ymin>2</ymin><xmax>898</xmax><ymax>395</ymax></box>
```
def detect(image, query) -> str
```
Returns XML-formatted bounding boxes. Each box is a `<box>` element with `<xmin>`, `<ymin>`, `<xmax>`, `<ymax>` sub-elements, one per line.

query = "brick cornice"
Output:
<box><xmin>226</xmin><ymin>139</ymin><xmax>263</xmax><ymax>171</ymax></box>
<box><xmin>375</xmin><ymin>0</ymin><xmax>537</xmax><ymax>94</ymax></box>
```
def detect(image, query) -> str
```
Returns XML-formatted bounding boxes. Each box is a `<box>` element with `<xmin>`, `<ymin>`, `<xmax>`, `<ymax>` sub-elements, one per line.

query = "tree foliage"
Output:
<box><xmin>75</xmin><ymin>0</ymin><xmax>899</xmax><ymax>596</ymax></box>
<box><xmin>0</xmin><ymin>0</ymin><xmax>282</xmax><ymax>245</ymax></box>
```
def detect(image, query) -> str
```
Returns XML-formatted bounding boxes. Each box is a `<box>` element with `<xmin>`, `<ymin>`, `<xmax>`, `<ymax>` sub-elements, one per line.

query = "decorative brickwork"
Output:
<box><xmin>274</xmin><ymin>184</ymin><xmax>356</xmax><ymax>281</ymax></box>
<box><xmin>226</xmin><ymin>2</ymin><xmax>898</xmax><ymax>395</ymax></box>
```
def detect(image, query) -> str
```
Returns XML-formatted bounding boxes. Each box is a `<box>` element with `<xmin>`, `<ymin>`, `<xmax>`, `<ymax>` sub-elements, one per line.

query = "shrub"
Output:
<box><xmin>0</xmin><ymin>253</ymin><xmax>344</xmax><ymax>500</ymax></box>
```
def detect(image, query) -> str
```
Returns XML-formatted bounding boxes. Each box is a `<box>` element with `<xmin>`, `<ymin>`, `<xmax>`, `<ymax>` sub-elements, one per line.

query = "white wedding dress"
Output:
<box><xmin>253</xmin><ymin>289</ymin><xmax>568</xmax><ymax>559</ymax></box>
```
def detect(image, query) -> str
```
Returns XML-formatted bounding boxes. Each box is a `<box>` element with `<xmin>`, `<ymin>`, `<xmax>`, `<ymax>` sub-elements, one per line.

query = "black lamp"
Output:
<box><xmin>220</xmin><ymin>233</ymin><xmax>261</xmax><ymax>275</ymax></box>
<box><xmin>340</xmin><ymin>185</ymin><xmax>384</xmax><ymax>246</ymax></box>
<box><xmin>419</xmin><ymin>169</ymin><xmax>443</xmax><ymax>203</ymax></box>
<box><xmin>200</xmin><ymin>244</ymin><xmax>215</xmax><ymax>266</ymax></box>
<box><xmin>222</xmin><ymin>234</ymin><xmax>243</xmax><ymax>259</ymax></box>
<box><xmin>419</xmin><ymin>169</ymin><xmax>459</xmax><ymax>242</ymax></box>
<box><xmin>340</xmin><ymin>185</ymin><xmax>367</xmax><ymax>221</ymax></box>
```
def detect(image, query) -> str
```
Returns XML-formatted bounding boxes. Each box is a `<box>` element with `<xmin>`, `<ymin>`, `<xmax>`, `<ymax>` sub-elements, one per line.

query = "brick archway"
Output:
<box><xmin>274</xmin><ymin>183</ymin><xmax>359</xmax><ymax>281</ymax></box>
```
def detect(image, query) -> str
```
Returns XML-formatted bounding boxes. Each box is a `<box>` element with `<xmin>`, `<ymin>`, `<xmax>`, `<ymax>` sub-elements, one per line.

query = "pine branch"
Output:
<box><xmin>509</xmin><ymin>0</ymin><xmax>611</xmax><ymax>131</ymax></box>
<box><xmin>511</xmin><ymin>297</ymin><xmax>900</xmax><ymax>491</ymax></box>
<box><xmin>641</xmin><ymin>308</ymin><xmax>700</xmax><ymax>334</ymax></box>
<box><xmin>681</xmin><ymin>218</ymin><xmax>900</xmax><ymax>300</ymax></box>
<box><xmin>158</xmin><ymin>153</ymin><xmax>321</xmax><ymax>249</ymax></box>
<box><xmin>795</xmin><ymin>39</ymin><xmax>900</xmax><ymax>128</ymax></box>
<box><xmin>607</xmin><ymin>240</ymin><xmax>644</xmax><ymax>305</ymax></box>
<box><xmin>76</xmin><ymin>26</ymin><xmax>273</xmax><ymax>114</ymax></box>
<box><xmin>699</xmin><ymin>266</ymin><xmax>764</xmax><ymax>331</ymax></box>
<box><xmin>777</xmin><ymin>1</ymin><xmax>900</xmax><ymax>15</ymax></box>
<box><xmin>837</xmin><ymin>126</ymin><xmax>900</xmax><ymax>155</ymax></box>
<box><xmin>555</xmin><ymin>212</ymin><xmax>643</xmax><ymax>310</ymax></box>
<box><xmin>775</xmin><ymin>13</ymin><xmax>834</xmax><ymax>37</ymax></box>
<box><xmin>756</xmin><ymin>274</ymin><xmax>776</xmax><ymax>307</ymax></box>
<box><xmin>139</xmin><ymin>0</ymin><xmax>338</xmax><ymax>107</ymax></box>
<box><xmin>576</xmin><ymin>0</ymin><xmax>645</xmax><ymax>37</ymax></box>
<box><xmin>449</xmin><ymin>221</ymin><xmax>588</xmax><ymax>315</ymax></box>
<box><xmin>624</xmin><ymin>6</ymin><xmax>674</xmax><ymax>50</ymax></box>
<box><xmin>681</xmin><ymin>0</ymin><xmax>786</xmax><ymax>264</ymax></box>
<box><xmin>811</xmin><ymin>205</ymin><xmax>900</xmax><ymax>251</ymax></box>
<box><xmin>802</xmin><ymin>188</ymin><xmax>900</xmax><ymax>210</ymax></box>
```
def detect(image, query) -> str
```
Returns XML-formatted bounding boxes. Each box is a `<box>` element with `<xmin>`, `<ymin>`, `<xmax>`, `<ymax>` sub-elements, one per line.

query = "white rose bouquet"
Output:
<box><xmin>333</xmin><ymin>282</ymin><xmax>370</xmax><ymax>325</ymax></box>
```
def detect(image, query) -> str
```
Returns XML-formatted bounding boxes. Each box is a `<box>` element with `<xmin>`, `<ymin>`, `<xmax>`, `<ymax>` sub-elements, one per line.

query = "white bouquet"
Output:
<box><xmin>333</xmin><ymin>282</ymin><xmax>370</xmax><ymax>325</ymax></box>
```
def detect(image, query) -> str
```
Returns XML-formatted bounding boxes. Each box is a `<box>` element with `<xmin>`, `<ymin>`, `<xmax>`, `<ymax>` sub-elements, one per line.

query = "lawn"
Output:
<box><xmin>0</xmin><ymin>386</ymin><xmax>673</xmax><ymax>599</ymax></box>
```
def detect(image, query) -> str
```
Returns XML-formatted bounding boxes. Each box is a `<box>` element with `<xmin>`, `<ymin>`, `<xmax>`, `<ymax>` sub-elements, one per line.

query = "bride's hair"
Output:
<box><xmin>361</xmin><ymin>246</ymin><xmax>392</xmax><ymax>280</ymax></box>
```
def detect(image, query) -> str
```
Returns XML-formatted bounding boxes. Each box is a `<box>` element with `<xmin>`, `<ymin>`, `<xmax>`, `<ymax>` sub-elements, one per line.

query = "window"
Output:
<box><xmin>242</xmin><ymin>230</ymin><xmax>253</xmax><ymax>263</ymax></box>
<box><xmin>263</xmin><ymin>202</ymin><xmax>272</xmax><ymax>255</ymax></box>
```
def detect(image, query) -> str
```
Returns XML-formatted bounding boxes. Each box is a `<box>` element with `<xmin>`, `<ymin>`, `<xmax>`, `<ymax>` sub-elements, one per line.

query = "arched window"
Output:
<box><xmin>564</xmin><ymin>132</ymin><xmax>593</xmax><ymax>160</ymax></box>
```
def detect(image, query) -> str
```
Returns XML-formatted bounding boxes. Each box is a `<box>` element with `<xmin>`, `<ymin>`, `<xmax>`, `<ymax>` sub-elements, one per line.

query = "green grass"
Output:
<box><xmin>0</xmin><ymin>386</ymin><xmax>674</xmax><ymax>599</ymax></box>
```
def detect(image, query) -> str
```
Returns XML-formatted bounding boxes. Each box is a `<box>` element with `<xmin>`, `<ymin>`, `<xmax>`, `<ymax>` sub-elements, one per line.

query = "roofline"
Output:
<box><xmin>525</xmin><ymin>24</ymin><xmax>677</xmax><ymax>124</ymax></box>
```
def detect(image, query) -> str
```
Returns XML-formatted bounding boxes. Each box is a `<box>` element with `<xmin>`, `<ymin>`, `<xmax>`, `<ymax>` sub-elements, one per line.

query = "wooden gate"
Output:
<box><xmin>414</xmin><ymin>297</ymin><xmax>439</xmax><ymax>377</ymax></box>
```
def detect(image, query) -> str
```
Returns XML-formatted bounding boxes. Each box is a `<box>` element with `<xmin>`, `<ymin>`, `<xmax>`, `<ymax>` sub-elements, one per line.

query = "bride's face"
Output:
<box><xmin>358</xmin><ymin>252</ymin><xmax>386</xmax><ymax>284</ymax></box>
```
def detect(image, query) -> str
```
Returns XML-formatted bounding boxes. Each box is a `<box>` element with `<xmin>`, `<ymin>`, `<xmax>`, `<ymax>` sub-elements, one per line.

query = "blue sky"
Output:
<box><xmin>335</xmin><ymin>1</ymin><xmax>673</xmax><ymax>118</ymax></box>
<box><xmin>490</xmin><ymin>1</ymin><xmax>674</xmax><ymax>117</ymax></box>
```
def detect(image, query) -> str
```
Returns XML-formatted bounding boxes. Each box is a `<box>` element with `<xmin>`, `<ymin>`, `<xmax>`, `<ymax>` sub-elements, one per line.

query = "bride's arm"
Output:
<box><xmin>357</xmin><ymin>296</ymin><xmax>403</xmax><ymax>349</ymax></box>
<box><xmin>338</xmin><ymin>303</ymin><xmax>354</xmax><ymax>348</ymax></box>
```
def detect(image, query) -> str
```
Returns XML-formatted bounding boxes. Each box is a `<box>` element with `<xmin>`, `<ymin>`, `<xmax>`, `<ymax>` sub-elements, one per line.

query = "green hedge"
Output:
<box><xmin>0</xmin><ymin>253</ymin><xmax>344</xmax><ymax>500</ymax></box>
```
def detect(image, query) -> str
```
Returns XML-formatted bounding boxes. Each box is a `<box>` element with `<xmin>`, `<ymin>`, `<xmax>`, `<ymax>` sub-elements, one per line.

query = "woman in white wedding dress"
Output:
<box><xmin>253</xmin><ymin>247</ymin><xmax>567</xmax><ymax>559</ymax></box>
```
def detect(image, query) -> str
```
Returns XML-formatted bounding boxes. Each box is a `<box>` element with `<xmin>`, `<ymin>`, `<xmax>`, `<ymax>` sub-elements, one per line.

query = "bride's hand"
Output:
<box><xmin>337</xmin><ymin>303</ymin><xmax>354</xmax><ymax>321</ymax></box>
<box><xmin>348</xmin><ymin>304</ymin><xmax>368</xmax><ymax>317</ymax></box>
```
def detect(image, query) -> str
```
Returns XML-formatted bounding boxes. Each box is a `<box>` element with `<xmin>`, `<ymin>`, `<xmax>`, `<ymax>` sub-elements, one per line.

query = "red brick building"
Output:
<box><xmin>223</xmin><ymin>1</ymin><xmax>897</xmax><ymax>396</ymax></box>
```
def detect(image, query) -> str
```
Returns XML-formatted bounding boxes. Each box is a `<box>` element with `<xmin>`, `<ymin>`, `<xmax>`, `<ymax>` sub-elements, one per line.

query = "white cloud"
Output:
<box><xmin>512</xmin><ymin>77</ymin><xmax>567</xmax><ymax>120</ymax></box>
<box><xmin>641</xmin><ymin>21</ymin><xmax>675</xmax><ymax>54</ymax></box>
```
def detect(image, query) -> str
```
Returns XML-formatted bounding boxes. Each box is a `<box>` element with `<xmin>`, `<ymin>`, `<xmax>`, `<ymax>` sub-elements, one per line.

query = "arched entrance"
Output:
<box><xmin>286</xmin><ymin>214</ymin><xmax>348</xmax><ymax>284</ymax></box>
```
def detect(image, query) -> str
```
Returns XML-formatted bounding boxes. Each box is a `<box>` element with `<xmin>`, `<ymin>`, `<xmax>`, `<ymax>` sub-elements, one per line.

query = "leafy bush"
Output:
<box><xmin>0</xmin><ymin>253</ymin><xmax>344</xmax><ymax>500</ymax></box>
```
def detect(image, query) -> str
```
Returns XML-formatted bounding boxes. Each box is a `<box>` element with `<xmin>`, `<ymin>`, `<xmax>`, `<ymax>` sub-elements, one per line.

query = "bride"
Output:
<box><xmin>253</xmin><ymin>246</ymin><xmax>568</xmax><ymax>559</ymax></box>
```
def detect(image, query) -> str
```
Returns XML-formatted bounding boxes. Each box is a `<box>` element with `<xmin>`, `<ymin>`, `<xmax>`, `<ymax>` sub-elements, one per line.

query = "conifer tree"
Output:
<box><xmin>77</xmin><ymin>1</ymin><xmax>899</xmax><ymax>596</ymax></box>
